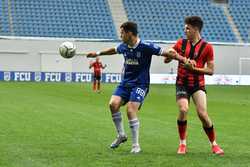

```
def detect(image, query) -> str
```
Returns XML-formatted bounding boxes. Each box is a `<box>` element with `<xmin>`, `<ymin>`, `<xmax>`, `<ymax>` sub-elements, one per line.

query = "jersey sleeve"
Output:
<box><xmin>116</xmin><ymin>43</ymin><xmax>125</xmax><ymax>54</ymax></box>
<box><xmin>148</xmin><ymin>43</ymin><xmax>163</xmax><ymax>56</ymax></box>
<box><xmin>173</xmin><ymin>38</ymin><xmax>182</xmax><ymax>53</ymax></box>
<box><xmin>206</xmin><ymin>44</ymin><xmax>214</xmax><ymax>61</ymax></box>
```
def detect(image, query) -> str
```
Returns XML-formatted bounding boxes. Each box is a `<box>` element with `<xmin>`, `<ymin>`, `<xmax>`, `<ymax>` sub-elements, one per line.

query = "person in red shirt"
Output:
<box><xmin>165</xmin><ymin>16</ymin><xmax>224</xmax><ymax>155</ymax></box>
<box><xmin>89</xmin><ymin>57</ymin><xmax>106</xmax><ymax>93</ymax></box>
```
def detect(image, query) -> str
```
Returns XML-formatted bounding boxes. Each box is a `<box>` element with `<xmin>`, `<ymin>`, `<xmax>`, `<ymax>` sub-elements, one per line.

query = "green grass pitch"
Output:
<box><xmin>0</xmin><ymin>82</ymin><xmax>250</xmax><ymax>167</ymax></box>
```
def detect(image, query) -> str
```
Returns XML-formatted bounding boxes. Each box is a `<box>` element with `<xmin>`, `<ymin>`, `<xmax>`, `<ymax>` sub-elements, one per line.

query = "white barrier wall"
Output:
<box><xmin>0</xmin><ymin>38</ymin><xmax>250</xmax><ymax>75</ymax></box>
<box><xmin>1</xmin><ymin>71</ymin><xmax>250</xmax><ymax>85</ymax></box>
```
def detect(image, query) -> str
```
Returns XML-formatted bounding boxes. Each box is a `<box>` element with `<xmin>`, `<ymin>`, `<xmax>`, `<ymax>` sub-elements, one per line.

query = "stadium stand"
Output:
<box><xmin>0</xmin><ymin>0</ymin><xmax>117</xmax><ymax>39</ymax></box>
<box><xmin>0</xmin><ymin>0</ymin><xmax>249</xmax><ymax>43</ymax></box>
<box><xmin>123</xmin><ymin>0</ymin><xmax>237</xmax><ymax>42</ymax></box>
<box><xmin>228</xmin><ymin>0</ymin><xmax>250</xmax><ymax>42</ymax></box>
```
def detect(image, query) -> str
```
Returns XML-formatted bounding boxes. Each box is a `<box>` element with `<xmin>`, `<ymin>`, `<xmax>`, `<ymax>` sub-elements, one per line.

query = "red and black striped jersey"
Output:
<box><xmin>173</xmin><ymin>38</ymin><xmax>214</xmax><ymax>87</ymax></box>
<box><xmin>90</xmin><ymin>61</ymin><xmax>103</xmax><ymax>75</ymax></box>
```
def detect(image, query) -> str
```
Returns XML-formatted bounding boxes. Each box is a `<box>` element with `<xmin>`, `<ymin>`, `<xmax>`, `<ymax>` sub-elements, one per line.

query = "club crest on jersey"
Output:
<box><xmin>136</xmin><ymin>52</ymin><xmax>141</xmax><ymax>58</ymax></box>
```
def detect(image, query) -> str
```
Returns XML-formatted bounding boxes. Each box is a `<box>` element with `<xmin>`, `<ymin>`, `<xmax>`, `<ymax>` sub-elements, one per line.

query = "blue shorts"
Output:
<box><xmin>113</xmin><ymin>85</ymin><xmax>149</xmax><ymax>105</ymax></box>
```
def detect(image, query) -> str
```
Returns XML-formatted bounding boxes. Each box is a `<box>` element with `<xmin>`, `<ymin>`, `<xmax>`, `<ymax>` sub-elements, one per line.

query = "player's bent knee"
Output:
<box><xmin>126</xmin><ymin>103</ymin><xmax>140</xmax><ymax>117</ymax></box>
<box><xmin>109</xmin><ymin>102</ymin><xmax>120</xmax><ymax>112</ymax></box>
<box><xmin>127</xmin><ymin>102</ymin><xmax>140</xmax><ymax>111</ymax></box>
<box><xmin>179</xmin><ymin>106</ymin><xmax>189</xmax><ymax>113</ymax></box>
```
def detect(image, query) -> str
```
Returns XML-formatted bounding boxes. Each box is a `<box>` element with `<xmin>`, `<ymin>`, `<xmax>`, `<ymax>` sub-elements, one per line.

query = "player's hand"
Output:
<box><xmin>168</xmin><ymin>48</ymin><xmax>177</xmax><ymax>55</ymax></box>
<box><xmin>184</xmin><ymin>59</ymin><xmax>196</xmax><ymax>70</ymax></box>
<box><xmin>189</xmin><ymin>59</ymin><xmax>196</xmax><ymax>67</ymax></box>
<box><xmin>164</xmin><ymin>57</ymin><xmax>172</xmax><ymax>63</ymax></box>
<box><xmin>86</xmin><ymin>52</ymin><xmax>98</xmax><ymax>58</ymax></box>
<box><xmin>163</xmin><ymin>48</ymin><xmax>177</xmax><ymax>63</ymax></box>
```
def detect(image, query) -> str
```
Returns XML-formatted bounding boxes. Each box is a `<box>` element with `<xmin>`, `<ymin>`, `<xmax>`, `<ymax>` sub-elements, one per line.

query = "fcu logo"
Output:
<box><xmin>14</xmin><ymin>72</ymin><xmax>31</xmax><ymax>81</ymax></box>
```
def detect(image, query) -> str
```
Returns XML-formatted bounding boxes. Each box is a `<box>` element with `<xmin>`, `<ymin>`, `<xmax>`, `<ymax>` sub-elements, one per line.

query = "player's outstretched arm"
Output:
<box><xmin>162</xmin><ymin>48</ymin><xmax>196</xmax><ymax>67</ymax></box>
<box><xmin>162</xmin><ymin>48</ymin><xmax>186</xmax><ymax>63</ymax></box>
<box><xmin>87</xmin><ymin>48</ymin><xmax>117</xmax><ymax>58</ymax></box>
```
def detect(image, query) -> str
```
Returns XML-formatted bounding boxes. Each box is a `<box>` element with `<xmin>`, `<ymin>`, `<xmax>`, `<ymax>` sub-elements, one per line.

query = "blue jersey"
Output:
<box><xmin>116</xmin><ymin>40</ymin><xmax>163</xmax><ymax>87</ymax></box>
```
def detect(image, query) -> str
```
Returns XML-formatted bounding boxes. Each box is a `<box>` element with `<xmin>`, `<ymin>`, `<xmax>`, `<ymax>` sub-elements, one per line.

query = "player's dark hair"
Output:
<box><xmin>185</xmin><ymin>16</ymin><xmax>203</xmax><ymax>32</ymax></box>
<box><xmin>120</xmin><ymin>21</ymin><xmax>138</xmax><ymax>36</ymax></box>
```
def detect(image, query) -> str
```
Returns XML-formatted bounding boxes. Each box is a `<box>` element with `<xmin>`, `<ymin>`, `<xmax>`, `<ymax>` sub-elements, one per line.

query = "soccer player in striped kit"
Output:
<box><xmin>165</xmin><ymin>16</ymin><xmax>224</xmax><ymax>155</ymax></box>
<box><xmin>89</xmin><ymin>57</ymin><xmax>106</xmax><ymax>93</ymax></box>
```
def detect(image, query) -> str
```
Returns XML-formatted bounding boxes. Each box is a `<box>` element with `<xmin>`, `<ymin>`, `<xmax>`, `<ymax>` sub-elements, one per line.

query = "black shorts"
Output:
<box><xmin>94</xmin><ymin>74</ymin><xmax>101</xmax><ymax>81</ymax></box>
<box><xmin>176</xmin><ymin>84</ymin><xmax>206</xmax><ymax>100</ymax></box>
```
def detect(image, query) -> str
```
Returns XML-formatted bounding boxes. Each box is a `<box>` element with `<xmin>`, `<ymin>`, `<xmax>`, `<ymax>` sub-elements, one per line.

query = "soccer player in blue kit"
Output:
<box><xmin>87</xmin><ymin>21</ymin><xmax>194</xmax><ymax>153</ymax></box>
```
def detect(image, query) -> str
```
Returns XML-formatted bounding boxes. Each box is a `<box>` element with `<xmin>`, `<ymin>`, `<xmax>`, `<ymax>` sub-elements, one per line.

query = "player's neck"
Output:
<box><xmin>190</xmin><ymin>34</ymin><xmax>201</xmax><ymax>45</ymax></box>
<box><xmin>128</xmin><ymin>37</ymin><xmax>139</xmax><ymax>48</ymax></box>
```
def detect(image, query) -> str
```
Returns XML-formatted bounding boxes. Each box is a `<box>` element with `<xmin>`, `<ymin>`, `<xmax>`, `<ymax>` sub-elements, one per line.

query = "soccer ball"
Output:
<box><xmin>59</xmin><ymin>42</ymin><xmax>76</xmax><ymax>58</ymax></box>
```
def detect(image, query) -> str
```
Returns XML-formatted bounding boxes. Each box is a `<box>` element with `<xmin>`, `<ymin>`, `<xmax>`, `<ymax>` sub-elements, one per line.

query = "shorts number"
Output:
<box><xmin>136</xmin><ymin>88</ymin><xmax>146</xmax><ymax>97</ymax></box>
